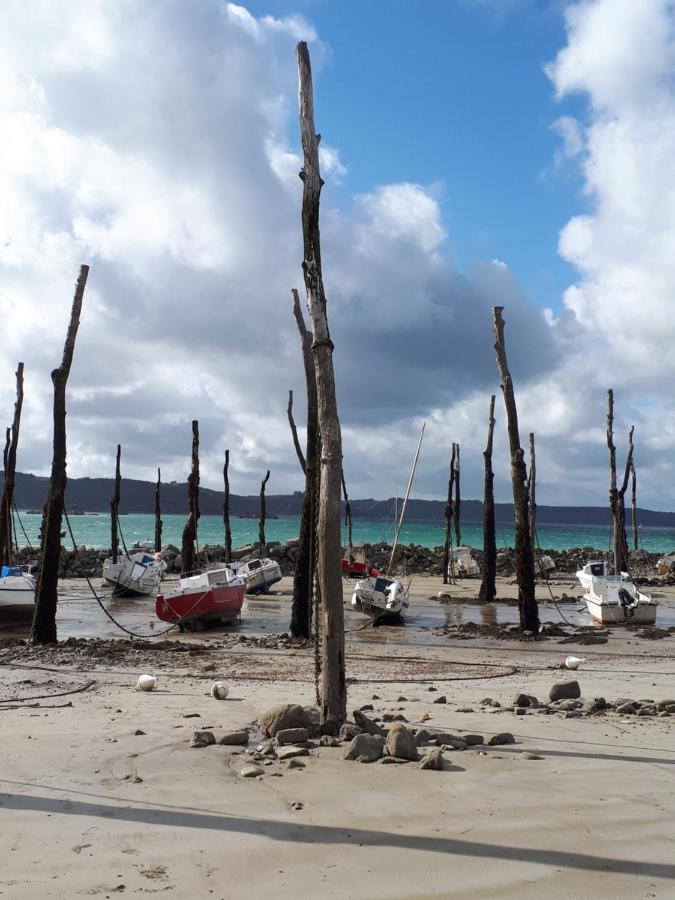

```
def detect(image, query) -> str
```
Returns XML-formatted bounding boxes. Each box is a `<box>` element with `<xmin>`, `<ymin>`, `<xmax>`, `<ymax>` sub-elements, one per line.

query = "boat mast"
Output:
<box><xmin>386</xmin><ymin>423</ymin><xmax>425</xmax><ymax>576</ymax></box>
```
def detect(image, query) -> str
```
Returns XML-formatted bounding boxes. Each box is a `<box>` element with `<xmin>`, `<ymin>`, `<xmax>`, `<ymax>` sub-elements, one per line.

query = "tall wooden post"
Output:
<box><xmin>289</xmin><ymin>290</ymin><xmax>319</xmax><ymax>640</ymax></box>
<box><xmin>259</xmin><ymin>470</ymin><xmax>270</xmax><ymax>555</ymax></box>
<box><xmin>341</xmin><ymin>467</ymin><xmax>353</xmax><ymax>549</ymax></box>
<box><xmin>110</xmin><ymin>444</ymin><xmax>121</xmax><ymax>564</ymax></box>
<box><xmin>492</xmin><ymin>307</ymin><xmax>538</xmax><ymax>632</ymax></box>
<box><xmin>180</xmin><ymin>420</ymin><xmax>200</xmax><ymax>576</ymax></box>
<box><xmin>528</xmin><ymin>433</ymin><xmax>536</xmax><ymax>559</ymax></box>
<box><xmin>154</xmin><ymin>467</ymin><xmax>162</xmax><ymax>554</ymax></box>
<box><xmin>606</xmin><ymin>391</ymin><xmax>633</xmax><ymax>574</ymax></box>
<box><xmin>453</xmin><ymin>443</ymin><xmax>461</xmax><ymax>547</ymax></box>
<box><xmin>0</xmin><ymin>362</ymin><xmax>24</xmax><ymax>566</ymax></box>
<box><xmin>297</xmin><ymin>40</ymin><xmax>346</xmax><ymax>732</ymax></box>
<box><xmin>223</xmin><ymin>450</ymin><xmax>232</xmax><ymax>564</ymax></box>
<box><xmin>441</xmin><ymin>445</ymin><xmax>455</xmax><ymax>586</ymax></box>
<box><xmin>479</xmin><ymin>395</ymin><xmax>497</xmax><ymax>603</ymax></box>
<box><xmin>31</xmin><ymin>265</ymin><xmax>88</xmax><ymax>644</ymax></box>
<box><xmin>631</xmin><ymin>459</ymin><xmax>638</xmax><ymax>552</ymax></box>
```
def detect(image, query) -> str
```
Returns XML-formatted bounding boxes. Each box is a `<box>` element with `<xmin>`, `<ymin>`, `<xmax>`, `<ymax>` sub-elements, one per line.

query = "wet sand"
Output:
<box><xmin>1</xmin><ymin>574</ymin><xmax>674</xmax><ymax>898</ymax></box>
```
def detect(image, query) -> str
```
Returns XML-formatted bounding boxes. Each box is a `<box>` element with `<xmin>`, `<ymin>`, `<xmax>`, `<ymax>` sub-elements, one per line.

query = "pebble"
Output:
<box><xmin>433</xmin><ymin>696</ymin><xmax>447</xmax><ymax>705</ymax></box>
<box><xmin>319</xmin><ymin>735</ymin><xmax>341</xmax><ymax>747</ymax></box>
<box><xmin>549</xmin><ymin>681</ymin><xmax>581</xmax><ymax>702</ymax></box>
<box><xmin>419</xmin><ymin>748</ymin><xmax>444</xmax><ymax>770</ymax></box>
<box><xmin>133</xmin><ymin>729</ymin><xmax>146</xmax><ymax>736</ymax></box>
<box><xmin>219</xmin><ymin>731</ymin><xmax>249</xmax><ymax>746</ymax></box>
<box><xmin>488</xmin><ymin>732</ymin><xmax>515</xmax><ymax>746</ymax></box>
<box><xmin>275</xmin><ymin>746</ymin><xmax>310</xmax><ymax>761</ymax></box>
<box><xmin>287</xmin><ymin>758</ymin><xmax>306</xmax><ymax>769</ymax></box>
<box><xmin>276</xmin><ymin>727</ymin><xmax>310</xmax><ymax>745</ymax></box>
<box><xmin>190</xmin><ymin>730</ymin><xmax>215</xmax><ymax>748</ymax></box>
<box><xmin>520</xmin><ymin>752</ymin><xmax>544</xmax><ymax>761</ymax></box>
<box><xmin>240</xmin><ymin>764</ymin><xmax>264</xmax><ymax>778</ymax></box>
<box><xmin>462</xmin><ymin>734</ymin><xmax>485</xmax><ymax>745</ymax></box>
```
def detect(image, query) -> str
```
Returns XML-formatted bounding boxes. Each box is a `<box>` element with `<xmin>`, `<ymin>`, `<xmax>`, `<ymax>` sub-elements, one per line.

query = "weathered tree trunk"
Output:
<box><xmin>289</xmin><ymin>290</ymin><xmax>320</xmax><ymax>640</ymax></box>
<box><xmin>110</xmin><ymin>444</ymin><xmax>121</xmax><ymax>564</ymax></box>
<box><xmin>31</xmin><ymin>266</ymin><xmax>88</xmax><ymax>644</ymax></box>
<box><xmin>606</xmin><ymin>391</ymin><xmax>633</xmax><ymax>575</ymax></box>
<box><xmin>259</xmin><ymin>470</ymin><xmax>270</xmax><ymax>555</ymax></box>
<box><xmin>341</xmin><ymin>467</ymin><xmax>352</xmax><ymax>549</ymax></box>
<box><xmin>479</xmin><ymin>395</ymin><xmax>497</xmax><ymax>603</ymax></box>
<box><xmin>154</xmin><ymin>467</ymin><xmax>162</xmax><ymax>554</ymax></box>
<box><xmin>180</xmin><ymin>420</ymin><xmax>200</xmax><ymax>576</ymax></box>
<box><xmin>0</xmin><ymin>362</ymin><xmax>24</xmax><ymax>566</ymax></box>
<box><xmin>453</xmin><ymin>443</ymin><xmax>461</xmax><ymax>547</ymax></box>
<box><xmin>492</xmin><ymin>307</ymin><xmax>538</xmax><ymax>632</ymax></box>
<box><xmin>223</xmin><ymin>450</ymin><xmax>232</xmax><ymax>564</ymax></box>
<box><xmin>297</xmin><ymin>40</ymin><xmax>346</xmax><ymax>733</ymax></box>
<box><xmin>631</xmin><ymin>459</ymin><xmax>638</xmax><ymax>552</ymax></box>
<box><xmin>287</xmin><ymin>390</ymin><xmax>306</xmax><ymax>475</ymax></box>
<box><xmin>442</xmin><ymin>445</ymin><xmax>456</xmax><ymax>585</ymax></box>
<box><xmin>528</xmin><ymin>432</ymin><xmax>536</xmax><ymax>560</ymax></box>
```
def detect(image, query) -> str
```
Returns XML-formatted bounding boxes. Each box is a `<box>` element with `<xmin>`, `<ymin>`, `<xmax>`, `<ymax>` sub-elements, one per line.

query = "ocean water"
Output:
<box><xmin>12</xmin><ymin>511</ymin><xmax>675</xmax><ymax>554</ymax></box>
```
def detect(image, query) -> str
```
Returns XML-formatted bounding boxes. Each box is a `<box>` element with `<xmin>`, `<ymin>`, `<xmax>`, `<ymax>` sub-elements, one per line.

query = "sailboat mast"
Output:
<box><xmin>387</xmin><ymin>423</ymin><xmax>426</xmax><ymax>576</ymax></box>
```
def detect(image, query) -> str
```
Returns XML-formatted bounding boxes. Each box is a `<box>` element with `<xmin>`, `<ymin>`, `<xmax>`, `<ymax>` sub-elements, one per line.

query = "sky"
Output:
<box><xmin>1</xmin><ymin>0</ymin><xmax>675</xmax><ymax>510</ymax></box>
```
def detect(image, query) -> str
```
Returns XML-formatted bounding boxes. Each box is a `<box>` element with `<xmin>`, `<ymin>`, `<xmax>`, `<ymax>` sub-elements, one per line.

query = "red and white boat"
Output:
<box><xmin>156</xmin><ymin>566</ymin><xmax>245</xmax><ymax>629</ymax></box>
<box><xmin>341</xmin><ymin>546</ymin><xmax>370</xmax><ymax>578</ymax></box>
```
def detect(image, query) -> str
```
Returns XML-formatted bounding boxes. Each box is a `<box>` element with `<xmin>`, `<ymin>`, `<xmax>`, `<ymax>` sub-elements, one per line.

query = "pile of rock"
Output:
<box><xmin>494</xmin><ymin>682</ymin><xmax>674</xmax><ymax>719</ymax></box>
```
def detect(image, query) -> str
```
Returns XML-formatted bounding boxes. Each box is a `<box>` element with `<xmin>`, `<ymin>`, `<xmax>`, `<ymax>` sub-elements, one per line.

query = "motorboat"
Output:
<box><xmin>448</xmin><ymin>545</ymin><xmax>479</xmax><ymax>577</ymax></box>
<box><xmin>351</xmin><ymin>574</ymin><xmax>408</xmax><ymax>621</ymax></box>
<box><xmin>102</xmin><ymin>552</ymin><xmax>166</xmax><ymax>596</ymax></box>
<box><xmin>342</xmin><ymin>545</ymin><xmax>377</xmax><ymax>578</ymax></box>
<box><xmin>581</xmin><ymin>575</ymin><xmax>657</xmax><ymax>625</ymax></box>
<box><xmin>575</xmin><ymin>560</ymin><xmax>629</xmax><ymax>592</ymax></box>
<box><xmin>0</xmin><ymin>564</ymin><xmax>35</xmax><ymax>615</ymax></box>
<box><xmin>233</xmin><ymin>557</ymin><xmax>282</xmax><ymax>595</ymax></box>
<box><xmin>156</xmin><ymin>566</ymin><xmax>245</xmax><ymax>629</ymax></box>
<box><xmin>535</xmin><ymin>554</ymin><xmax>556</xmax><ymax>576</ymax></box>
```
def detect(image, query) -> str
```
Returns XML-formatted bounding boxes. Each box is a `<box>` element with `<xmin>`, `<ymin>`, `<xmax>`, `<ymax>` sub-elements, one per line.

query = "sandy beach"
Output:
<box><xmin>1</xmin><ymin>574</ymin><xmax>674</xmax><ymax>899</ymax></box>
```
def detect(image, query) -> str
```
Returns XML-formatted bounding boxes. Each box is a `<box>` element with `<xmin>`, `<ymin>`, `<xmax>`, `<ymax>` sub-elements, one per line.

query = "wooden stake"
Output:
<box><xmin>442</xmin><ymin>444</ymin><xmax>455</xmax><ymax>586</ymax></box>
<box><xmin>453</xmin><ymin>442</ymin><xmax>461</xmax><ymax>547</ymax></box>
<box><xmin>341</xmin><ymin>466</ymin><xmax>353</xmax><ymax>549</ymax></box>
<box><xmin>110</xmin><ymin>445</ymin><xmax>121</xmax><ymax>564</ymax></box>
<box><xmin>492</xmin><ymin>307</ymin><xmax>538</xmax><ymax>632</ymax></box>
<box><xmin>297</xmin><ymin>40</ymin><xmax>346</xmax><ymax>732</ymax></box>
<box><xmin>259</xmin><ymin>470</ymin><xmax>270</xmax><ymax>555</ymax></box>
<box><xmin>528</xmin><ymin>433</ymin><xmax>536</xmax><ymax>559</ymax></box>
<box><xmin>0</xmin><ymin>362</ymin><xmax>24</xmax><ymax>566</ymax></box>
<box><xmin>154</xmin><ymin>467</ymin><xmax>162</xmax><ymax>554</ymax></box>
<box><xmin>180</xmin><ymin>420</ymin><xmax>200</xmax><ymax>575</ymax></box>
<box><xmin>606</xmin><ymin>390</ymin><xmax>633</xmax><ymax>574</ymax></box>
<box><xmin>479</xmin><ymin>395</ymin><xmax>497</xmax><ymax>603</ymax></box>
<box><xmin>223</xmin><ymin>450</ymin><xmax>232</xmax><ymax>564</ymax></box>
<box><xmin>31</xmin><ymin>265</ymin><xmax>88</xmax><ymax>644</ymax></box>
<box><xmin>631</xmin><ymin>458</ymin><xmax>638</xmax><ymax>552</ymax></box>
<box><xmin>287</xmin><ymin>390</ymin><xmax>306</xmax><ymax>475</ymax></box>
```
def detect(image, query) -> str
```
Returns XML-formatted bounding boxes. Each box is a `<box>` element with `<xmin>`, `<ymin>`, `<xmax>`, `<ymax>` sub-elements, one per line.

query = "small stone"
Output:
<box><xmin>344</xmin><ymin>733</ymin><xmax>384</xmax><ymax>763</ymax></box>
<box><xmin>513</xmin><ymin>693</ymin><xmax>531</xmax><ymax>708</ymax></box>
<box><xmin>258</xmin><ymin>704</ymin><xmax>312</xmax><ymax>738</ymax></box>
<box><xmin>240</xmin><ymin>764</ymin><xmax>264</xmax><ymax>778</ymax></box>
<box><xmin>480</xmin><ymin>698</ymin><xmax>500</xmax><ymax>707</ymax></box>
<box><xmin>290</xmin><ymin>801</ymin><xmax>304</xmax><ymax>810</ymax></box>
<box><xmin>462</xmin><ymin>734</ymin><xmax>484</xmax><ymax>745</ymax></box>
<box><xmin>339</xmin><ymin>723</ymin><xmax>363</xmax><ymax>741</ymax></box>
<box><xmin>549</xmin><ymin>681</ymin><xmax>581</xmax><ymax>702</ymax></box>
<box><xmin>319</xmin><ymin>735</ymin><xmax>341</xmax><ymax>747</ymax></box>
<box><xmin>456</xmin><ymin>707</ymin><xmax>474</xmax><ymax>713</ymax></box>
<box><xmin>219</xmin><ymin>731</ymin><xmax>249</xmax><ymax>746</ymax></box>
<box><xmin>287</xmin><ymin>758</ymin><xmax>306</xmax><ymax>769</ymax></box>
<box><xmin>183</xmin><ymin>713</ymin><xmax>201</xmax><ymax>719</ymax></box>
<box><xmin>385</xmin><ymin>724</ymin><xmax>417</xmax><ymax>761</ymax></box>
<box><xmin>417</xmin><ymin>712</ymin><xmax>430</xmax><ymax>722</ymax></box>
<box><xmin>427</xmin><ymin>686</ymin><xmax>438</xmax><ymax>692</ymax></box>
<box><xmin>488</xmin><ymin>732</ymin><xmax>515</xmax><ymax>746</ymax></box>
<box><xmin>275</xmin><ymin>746</ymin><xmax>310</xmax><ymax>761</ymax></box>
<box><xmin>419</xmin><ymin>748</ymin><xmax>444</xmax><ymax>770</ymax></box>
<box><xmin>190</xmin><ymin>730</ymin><xmax>216</xmax><ymax>748</ymax></box>
<box><xmin>514</xmin><ymin>708</ymin><xmax>527</xmax><ymax>716</ymax></box>
<box><xmin>617</xmin><ymin>702</ymin><xmax>637</xmax><ymax>715</ymax></box>
<box><xmin>565</xmin><ymin>710</ymin><xmax>582</xmax><ymax>719</ymax></box>
<box><xmin>433</xmin><ymin>695</ymin><xmax>447</xmax><ymax>705</ymax></box>
<box><xmin>520</xmin><ymin>751</ymin><xmax>544</xmax><ymax>760</ymax></box>
<box><xmin>276</xmin><ymin>727</ymin><xmax>310</xmax><ymax>745</ymax></box>
<box><xmin>558</xmin><ymin>699</ymin><xmax>582</xmax><ymax>711</ymax></box>
<box><xmin>255</xmin><ymin>740</ymin><xmax>275</xmax><ymax>756</ymax></box>
<box><xmin>131</xmin><ymin>776</ymin><xmax>143</xmax><ymax>783</ymax></box>
<box><xmin>133</xmin><ymin>729</ymin><xmax>146</xmax><ymax>736</ymax></box>
<box><xmin>353</xmin><ymin>709</ymin><xmax>387</xmax><ymax>736</ymax></box>
<box><xmin>397</xmin><ymin>696</ymin><xmax>408</xmax><ymax>702</ymax></box>
<box><xmin>359</xmin><ymin>704</ymin><xmax>374</xmax><ymax>712</ymax></box>
<box><xmin>371</xmin><ymin>694</ymin><xmax>380</xmax><ymax>700</ymax></box>
<box><xmin>414</xmin><ymin>728</ymin><xmax>431</xmax><ymax>747</ymax></box>
<box><xmin>584</xmin><ymin>697</ymin><xmax>607</xmax><ymax>713</ymax></box>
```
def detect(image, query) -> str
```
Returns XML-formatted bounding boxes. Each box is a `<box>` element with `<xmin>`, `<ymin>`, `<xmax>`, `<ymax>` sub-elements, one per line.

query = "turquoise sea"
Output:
<box><xmin>12</xmin><ymin>511</ymin><xmax>675</xmax><ymax>554</ymax></box>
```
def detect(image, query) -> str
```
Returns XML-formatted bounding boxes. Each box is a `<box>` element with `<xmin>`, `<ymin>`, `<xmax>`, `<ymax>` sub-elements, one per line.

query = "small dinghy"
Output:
<box><xmin>581</xmin><ymin>575</ymin><xmax>657</xmax><ymax>625</ymax></box>
<box><xmin>0</xmin><ymin>565</ymin><xmax>35</xmax><ymax>616</ymax></box>
<box><xmin>156</xmin><ymin>566</ymin><xmax>245</xmax><ymax>629</ymax></box>
<box><xmin>103</xmin><ymin>552</ymin><xmax>166</xmax><ymax>597</ymax></box>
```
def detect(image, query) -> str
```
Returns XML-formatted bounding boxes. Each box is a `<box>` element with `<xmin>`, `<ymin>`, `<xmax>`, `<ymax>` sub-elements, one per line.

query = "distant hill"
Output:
<box><xmin>3</xmin><ymin>470</ymin><xmax>675</xmax><ymax>527</ymax></box>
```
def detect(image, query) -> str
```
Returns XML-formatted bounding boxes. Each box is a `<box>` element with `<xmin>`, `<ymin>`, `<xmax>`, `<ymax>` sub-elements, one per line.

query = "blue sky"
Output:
<box><xmin>247</xmin><ymin>0</ymin><xmax>585</xmax><ymax>313</ymax></box>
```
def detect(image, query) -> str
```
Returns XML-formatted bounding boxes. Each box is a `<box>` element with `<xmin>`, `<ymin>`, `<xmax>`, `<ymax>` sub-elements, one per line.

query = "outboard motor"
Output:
<box><xmin>618</xmin><ymin>587</ymin><xmax>638</xmax><ymax>618</ymax></box>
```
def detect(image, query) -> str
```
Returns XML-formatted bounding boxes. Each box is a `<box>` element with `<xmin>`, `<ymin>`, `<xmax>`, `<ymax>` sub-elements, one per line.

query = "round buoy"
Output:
<box><xmin>136</xmin><ymin>674</ymin><xmax>157</xmax><ymax>692</ymax></box>
<box><xmin>210</xmin><ymin>681</ymin><xmax>229</xmax><ymax>700</ymax></box>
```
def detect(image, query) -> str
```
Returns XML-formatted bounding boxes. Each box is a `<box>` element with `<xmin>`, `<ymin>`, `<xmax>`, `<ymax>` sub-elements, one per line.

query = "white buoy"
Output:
<box><xmin>136</xmin><ymin>674</ymin><xmax>157</xmax><ymax>692</ymax></box>
<box><xmin>210</xmin><ymin>681</ymin><xmax>229</xmax><ymax>700</ymax></box>
<box><xmin>564</xmin><ymin>656</ymin><xmax>585</xmax><ymax>670</ymax></box>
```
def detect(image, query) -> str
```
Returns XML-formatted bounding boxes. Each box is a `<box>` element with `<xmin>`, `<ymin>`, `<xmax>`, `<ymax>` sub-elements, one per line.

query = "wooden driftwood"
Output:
<box><xmin>492</xmin><ymin>307</ymin><xmax>538</xmax><ymax>632</ymax></box>
<box><xmin>32</xmin><ymin>265</ymin><xmax>88</xmax><ymax>644</ymax></box>
<box><xmin>297</xmin><ymin>40</ymin><xmax>346</xmax><ymax>732</ymax></box>
<box><xmin>180</xmin><ymin>420</ymin><xmax>200</xmax><ymax>575</ymax></box>
<box><xmin>0</xmin><ymin>362</ymin><xmax>24</xmax><ymax>566</ymax></box>
<box><xmin>479</xmin><ymin>395</ymin><xmax>497</xmax><ymax>603</ymax></box>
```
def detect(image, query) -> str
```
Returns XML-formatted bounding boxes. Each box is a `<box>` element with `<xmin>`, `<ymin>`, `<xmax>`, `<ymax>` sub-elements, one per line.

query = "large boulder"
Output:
<box><xmin>385</xmin><ymin>724</ymin><xmax>418</xmax><ymax>761</ymax></box>
<box><xmin>258</xmin><ymin>704</ymin><xmax>312</xmax><ymax>738</ymax></box>
<box><xmin>549</xmin><ymin>680</ymin><xmax>581</xmax><ymax>702</ymax></box>
<box><xmin>343</xmin><ymin>733</ymin><xmax>384</xmax><ymax>763</ymax></box>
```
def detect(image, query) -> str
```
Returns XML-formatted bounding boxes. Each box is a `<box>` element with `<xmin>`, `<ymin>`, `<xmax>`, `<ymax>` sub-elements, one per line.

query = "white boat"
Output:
<box><xmin>582</xmin><ymin>575</ymin><xmax>657</xmax><ymax>625</ymax></box>
<box><xmin>536</xmin><ymin>554</ymin><xmax>556</xmax><ymax>576</ymax></box>
<box><xmin>156</xmin><ymin>565</ymin><xmax>246</xmax><ymax>629</ymax></box>
<box><xmin>233</xmin><ymin>557</ymin><xmax>282</xmax><ymax>595</ymax></box>
<box><xmin>102</xmin><ymin>552</ymin><xmax>166</xmax><ymax>596</ymax></box>
<box><xmin>448</xmin><ymin>545</ymin><xmax>479</xmax><ymax>577</ymax></box>
<box><xmin>0</xmin><ymin>565</ymin><xmax>35</xmax><ymax>615</ymax></box>
<box><xmin>352</xmin><ymin>423</ymin><xmax>425</xmax><ymax>622</ymax></box>
<box><xmin>131</xmin><ymin>539</ymin><xmax>155</xmax><ymax>552</ymax></box>
<box><xmin>575</xmin><ymin>560</ymin><xmax>629</xmax><ymax>592</ymax></box>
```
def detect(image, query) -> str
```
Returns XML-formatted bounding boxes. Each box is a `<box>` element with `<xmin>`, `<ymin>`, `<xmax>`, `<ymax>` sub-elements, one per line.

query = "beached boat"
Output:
<box><xmin>233</xmin><ymin>557</ymin><xmax>282</xmax><ymax>595</ymax></box>
<box><xmin>536</xmin><ymin>554</ymin><xmax>556</xmax><ymax>576</ymax></box>
<box><xmin>341</xmin><ymin>545</ymin><xmax>374</xmax><ymax>578</ymax></box>
<box><xmin>448</xmin><ymin>545</ymin><xmax>479</xmax><ymax>577</ymax></box>
<box><xmin>155</xmin><ymin>566</ymin><xmax>246</xmax><ymax>629</ymax></box>
<box><xmin>575</xmin><ymin>560</ymin><xmax>629</xmax><ymax>592</ymax></box>
<box><xmin>581</xmin><ymin>574</ymin><xmax>657</xmax><ymax>625</ymax></box>
<box><xmin>352</xmin><ymin>424</ymin><xmax>425</xmax><ymax>622</ymax></box>
<box><xmin>0</xmin><ymin>565</ymin><xmax>35</xmax><ymax>615</ymax></box>
<box><xmin>102</xmin><ymin>552</ymin><xmax>166</xmax><ymax>596</ymax></box>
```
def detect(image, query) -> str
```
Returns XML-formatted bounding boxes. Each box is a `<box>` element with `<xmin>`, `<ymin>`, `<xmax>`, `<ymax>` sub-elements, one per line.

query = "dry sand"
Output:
<box><xmin>1</xmin><ymin>574</ymin><xmax>674</xmax><ymax>899</ymax></box>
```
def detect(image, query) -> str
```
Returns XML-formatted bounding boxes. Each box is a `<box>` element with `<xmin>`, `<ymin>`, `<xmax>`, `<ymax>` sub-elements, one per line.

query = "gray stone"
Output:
<box><xmin>219</xmin><ymin>731</ymin><xmax>249</xmax><ymax>746</ymax></box>
<box><xmin>353</xmin><ymin>709</ymin><xmax>387</xmax><ymax>736</ymax></box>
<box><xmin>258</xmin><ymin>704</ymin><xmax>312</xmax><ymax>738</ymax></box>
<box><xmin>414</xmin><ymin>728</ymin><xmax>431</xmax><ymax>747</ymax></box>
<box><xmin>433</xmin><ymin>695</ymin><xmax>447</xmax><ymax>704</ymax></box>
<box><xmin>488</xmin><ymin>732</ymin><xmax>516</xmax><ymax>746</ymax></box>
<box><xmin>558</xmin><ymin>699</ymin><xmax>582</xmax><ymax>711</ymax></box>
<box><xmin>441</xmin><ymin>739</ymin><xmax>467</xmax><ymax>751</ymax></box>
<box><xmin>385</xmin><ymin>724</ymin><xmax>418</xmax><ymax>761</ymax></box>
<box><xmin>276</xmin><ymin>727</ymin><xmax>310</xmax><ymax>745</ymax></box>
<box><xmin>565</xmin><ymin>710</ymin><xmax>582</xmax><ymax>719</ymax></box>
<box><xmin>419</xmin><ymin>748</ymin><xmax>444</xmax><ymax>770</ymax></box>
<box><xmin>616</xmin><ymin>702</ymin><xmax>637</xmax><ymax>715</ymax></box>
<box><xmin>339</xmin><ymin>723</ymin><xmax>363</xmax><ymax>741</ymax></box>
<box><xmin>275</xmin><ymin>746</ymin><xmax>310</xmax><ymax>761</ymax></box>
<box><xmin>319</xmin><ymin>735</ymin><xmax>341</xmax><ymax>747</ymax></box>
<box><xmin>656</xmin><ymin>699</ymin><xmax>675</xmax><ymax>711</ymax></box>
<box><xmin>514</xmin><ymin>708</ymin><xmax>527</xmax><ymax>716</ymax></box>
<box><xmin>583</xmin><ymin>697</ymin><xmax>607</xmax><ymax>714</ymax></box>
<box><xmin>190</xmin><ymin>730</ymin><xmax>216</xmax><ymax>748</ymax></box>
<box><xmin>286</xmin><ymin>758</ymin><xmax>306</xmax><ymax>769</ymax></box>
<box><xmin>520</xmin><ymin>751</ymin><xmax>544</xmax><ymax>760</ymax></box>
<box><xmin>255</xmin><ymin>740</ymin><xmax>275</xmax><ymax>756</ymax></box>
<box><xmin>240</xmin><ymin>764</ymin><xmax>264</xmax><ymax>778</ymax></box>
<box><xmin>512</xmin><ymin>693</ymin><xmax>536</xmax><ymax>708</ymax></box>
<box><xmin>343</xmin><ymin>733</ymin><xmax>384</xmax><ymax>763</ymax></box>
<box><xmin>549</xmin><ymin>681</ymin><xmax>581</xmax><ymax>702</ymax></box>
<box><xmin>463</xmin><ymin>734</ymin><xmax>484</xmax><ymax>745</ymax></box>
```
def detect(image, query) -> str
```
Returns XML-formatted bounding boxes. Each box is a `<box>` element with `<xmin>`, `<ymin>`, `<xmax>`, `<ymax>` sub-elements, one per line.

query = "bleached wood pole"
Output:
<box><xmin>442</xmin><ymin>445</ymin><xmax>455</xmax><ymax>586</ymax></box>
<box><xmin>297</xmin><ymin>40</ymin><xmax>346</xmax><ymax>732</ymax></box>
<box><xmin>289</xmin><ymin>289</ymin><xmax>320</xmax><ymax>640</ymax></box>
<box><xmin>223</xmin><ymin>451</ymin><xmax>232</xmax><ymax>564</ymax></box>
<box><xmin>110</xmin><ymin>445</ymin><xmax>121</xmax><ymax>564</ymax></box>
<box><xmin>479</xmin><ymin>395</ymin><xmax>497</xmax><ymax>603</ymax></box>
<box><xmin>259</xmin><ymin>470</ymin><xmax>270</xmax><ymax>555</ymax></box>
<box><xmin>180</xmin><ymin>420</ymin><xmax>200</xmax><ymax>575</ymax></box>
<box><xmin>492</xmin><ymin>307</ymin><xmax>538</xmax><ymax>632</ymax></box>
<box><xmin>154</xmin><ymin>467</ymin><xmax>162</xmax><ymax>554</ymax></box>
<box><xmin>31</xmin><ymin>265</ymin><xmax>88</xmax><ymax>644</ymax></box>
<box><xmin>0</xmin><ymin>362</ymin><xmax>24</xmax><ymax>566</ymax></box>
<box><xmin>453</xmin><ymin>443</ymin><xmax>461</xmax><ymax>547</ymax></box>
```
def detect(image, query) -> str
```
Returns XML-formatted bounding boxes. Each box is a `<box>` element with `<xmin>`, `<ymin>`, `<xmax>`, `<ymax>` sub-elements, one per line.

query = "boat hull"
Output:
<box><xmin>351</xmin><ymin>576</ymin><xmax>408</xmax><ymax>622</ymax></box>
<box><xmin>241</xmin><ymin>561</ymin><xmax>282</xmax><ymax>595</ymax></box>
<box><xmin>156</xmin><ymin>583</ymin><xmax>245</xmax><ymax>626</ymax></box>
<box><xmin>584</xmin><ymin>597</ymin><xmax>658</xmax><ymax>626</ymax></box>
<box><xmin>103</xmin><ymin>556</ymin><xmax>163</xmax><ymax>597</ymax></box>
<box><xmin>0</xmin><ymin>574</ymin><xmax>36</xmax><ymax>614</ymax></box>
